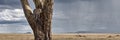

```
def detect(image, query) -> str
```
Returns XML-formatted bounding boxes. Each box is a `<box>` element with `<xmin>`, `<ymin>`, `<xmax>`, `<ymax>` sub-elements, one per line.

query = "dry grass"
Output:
<box><xmin>0</xmin><ymin>34</ymin><xmax>34</xmax><ymax>40</ymax></box>
<box><xmin>0</xmin><ymin>33</ymin><xmax>120</xmax><ymax>40</ymax></box>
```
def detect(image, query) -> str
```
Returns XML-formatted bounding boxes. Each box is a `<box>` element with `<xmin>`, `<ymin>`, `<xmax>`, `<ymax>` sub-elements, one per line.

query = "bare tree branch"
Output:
<box><xmin>33</xmin><ymin>0</ymin><xmax>43</xmax><ymax>9</ymax></box>
<box><xmin>21</xmin><ymin>0</ymin><xmax>36</xmax><ymax>31</ymax></box>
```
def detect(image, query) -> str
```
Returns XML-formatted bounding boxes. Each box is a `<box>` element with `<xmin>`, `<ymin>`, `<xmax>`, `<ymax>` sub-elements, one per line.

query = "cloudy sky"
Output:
<box><xmin>0</xmin><ymin>0</ymin><xmax>120</xmax><ymax>33</ymax></box>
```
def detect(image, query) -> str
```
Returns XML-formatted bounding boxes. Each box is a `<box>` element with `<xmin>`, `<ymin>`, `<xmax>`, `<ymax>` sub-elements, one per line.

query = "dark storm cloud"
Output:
<box><xmin>0</xmin><ymin>0</ymin><xmax>21</xmax><ymax>8</ymax></box>
<box><xmin>0</xmin><ymin>20</ymin><xmax>27</xmax><ymax>24</ymax></box>
<box><xmin>0</xmin><ymin>0</ymin><xmax>20</xmax><ymax>5</ymax></box>
<box><xmin>1</xmin><ymin>0</ymin><xmax>120</xmax><ymax>33</ymax></box>
<box><xmin>53</xmin><ymin>0</ymin><xmax>120</xmax><ymax>33</ymax></box>
<box><xmin>55</xmin><ymin>0</ymin><xmax>79</xmax><ymax>3</ymax></box>
<box><xmin>80</xmin><ymin>0</ymin><xmax>101</xmax><ymax>1</ymax></box>
<box><xmin>54</xmin><ymin>0</ymin><xmax>101</xmax><ymax>3</ymax></box>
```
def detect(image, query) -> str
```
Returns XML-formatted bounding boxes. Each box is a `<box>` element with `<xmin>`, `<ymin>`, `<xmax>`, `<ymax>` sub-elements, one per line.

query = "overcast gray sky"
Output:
<box><xmin>0</xmin><ymin>0</ymin><xmax>120</xmax><ymax>33</ymax></box>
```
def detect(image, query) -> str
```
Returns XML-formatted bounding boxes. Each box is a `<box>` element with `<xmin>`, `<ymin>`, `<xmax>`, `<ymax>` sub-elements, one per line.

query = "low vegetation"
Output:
<box><xmin>0</xmin><ymin>33</ymin><xmax>120</xmax><ymax>40</ymax></box>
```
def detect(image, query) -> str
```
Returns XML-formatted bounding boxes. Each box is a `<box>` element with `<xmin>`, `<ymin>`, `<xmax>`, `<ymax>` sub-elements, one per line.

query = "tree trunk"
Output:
<box><xmin>20</xmin><ymin>0</ymin><xmax>53</xmax><ymax>40</ymax></box>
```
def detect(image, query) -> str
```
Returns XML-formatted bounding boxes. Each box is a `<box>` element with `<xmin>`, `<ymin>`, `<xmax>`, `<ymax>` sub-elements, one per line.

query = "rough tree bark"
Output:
<box><xmin>20</xmin><ymin>0</ymin><xmax>53</xmax><ymax>40</ymax></box>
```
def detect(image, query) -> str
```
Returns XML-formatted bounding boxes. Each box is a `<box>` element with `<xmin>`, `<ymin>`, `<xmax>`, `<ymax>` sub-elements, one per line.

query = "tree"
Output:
<box><xmin>20</xmin><ymin>0</ymin><xmax>53</xmax><ymax>40</ymax></box>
